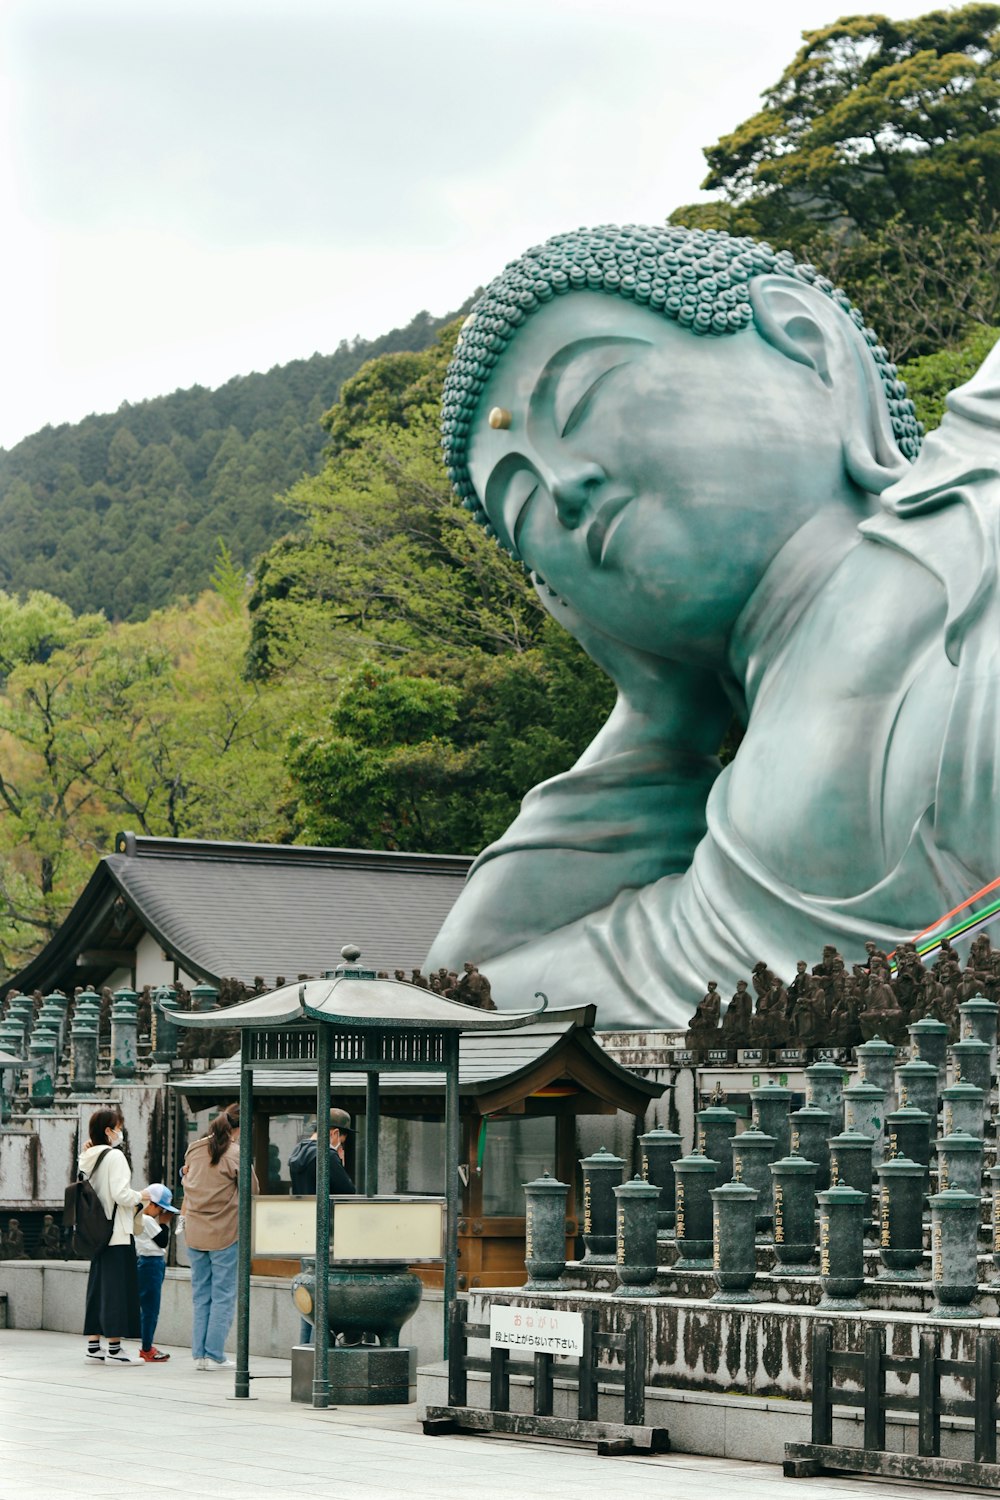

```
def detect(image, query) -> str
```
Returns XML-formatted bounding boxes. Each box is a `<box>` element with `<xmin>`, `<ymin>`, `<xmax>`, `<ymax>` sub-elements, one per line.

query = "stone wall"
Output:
<box><xmin>0</xmin><ymin>1259</ymin><xmax>445</xmax><ymax>1369</ymax></box>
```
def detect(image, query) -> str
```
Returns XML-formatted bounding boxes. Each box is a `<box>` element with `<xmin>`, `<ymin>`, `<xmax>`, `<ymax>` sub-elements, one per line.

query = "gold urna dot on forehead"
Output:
<box><xmin>488</xmin><ymin>406</ymin><xmax>512</xmax><ymax>430</ymax></box>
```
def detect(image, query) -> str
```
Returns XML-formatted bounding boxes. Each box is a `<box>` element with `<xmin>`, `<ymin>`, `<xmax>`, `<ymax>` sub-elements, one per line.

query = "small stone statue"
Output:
<box><xmin>721</xmin><ymin>981</ymin><xmax>752</xmax><ymax>1047</ymax></box>
<box><xmin>40</xmin><ymin>1214</ymin><xmax>62</xmax><ymax>1258</ymax></box>
<box><xmin>393</xmin><ymin>970</ymin><xmax>407</xmax><ymax>983</ymax></box>
<box><xmin>455</xmin><ymin>961</ymin><xmax>496</xmax><ymax>1010</ymax></box>
<box><xmin>410</xmin><ymin>969</ymin><xmax>430</xmax><ymax>990</ymax></box>
<box><xmin>687</xmin><ymin>981</ymin><xmax>722</xmax><ymax>1057</ymax></box>
<box><xmin>1</xmin><ymin>1217</ymin><xmax>28</xmax><ymax>1259</ymax></box>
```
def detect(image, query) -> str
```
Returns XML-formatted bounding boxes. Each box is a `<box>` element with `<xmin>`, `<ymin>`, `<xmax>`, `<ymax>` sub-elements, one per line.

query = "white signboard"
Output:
<box><xmin>489</xmin><ymin>1304</ymin><xmax>584</xmax><ymax>1356</ymax></box>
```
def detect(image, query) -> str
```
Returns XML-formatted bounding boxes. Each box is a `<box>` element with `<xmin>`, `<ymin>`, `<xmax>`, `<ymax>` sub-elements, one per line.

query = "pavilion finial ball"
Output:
<box><xmin>341</xmin><ymin>943</ymin><xmax>362</xmax><ymax>963</ymax></box>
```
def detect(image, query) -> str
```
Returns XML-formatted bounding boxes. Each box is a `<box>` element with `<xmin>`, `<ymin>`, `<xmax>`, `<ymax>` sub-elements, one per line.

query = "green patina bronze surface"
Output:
<box><xmin>579</xmin><ymin>1146</ymin><xmax>625</xmax><ymax>1264</ymax></box>
<box><xmin>875</xmin><ymin>1155</ymin><xmax>927</xmax><ymax>1280</ymax></box>
<box><xmin>428</xmin><ymin>220</ymin><xmax>1000</xmax><ymax>1027</ymax></box>
<box><xmin>639</xmin><ymin>1124</ymin><xmax>682</xmax><ymax>1232</ymax></box>
<box><xmin>522</xmin><ymin>1170</ymin><xmax>569</xmax><ymax>1290</ymax></box>
<box><xmin>929</xmin><ymin>1187</ymin><xmax>982</xmax><ymax>1319</ymax></box>
<box><xmin>817</xmin><ymin>1182</ymin><xmax>867</xmax><ymax>1311</ymax></box>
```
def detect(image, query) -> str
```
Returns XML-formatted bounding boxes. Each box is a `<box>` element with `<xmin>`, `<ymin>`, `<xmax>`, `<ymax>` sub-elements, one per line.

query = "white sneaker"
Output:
<box><xmin>85</xmin><ymin>1347</ymin><xmax>104</xmax><ymax>1362</ymax></box>
<box><xmin>208</xmin><ymin>1357</ymin><xmax>236</xmax><ymax>1369</ymax></box>
<box><xmin>194</xmin><ymin>1358</ymin><xmax>208</xmax><ymax>1371</ymax></box>
<box><xmin>106</xmin><ymin>1348</ymin><xmax>139</xmax><ymax>1364</ymax></box>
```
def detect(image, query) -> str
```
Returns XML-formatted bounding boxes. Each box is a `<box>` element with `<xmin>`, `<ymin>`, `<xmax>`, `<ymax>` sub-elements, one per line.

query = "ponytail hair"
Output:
<box><xmin>207</xmin><ymin>1102</ymin><xmax>240</xmax><ymax>1166</ymax></box>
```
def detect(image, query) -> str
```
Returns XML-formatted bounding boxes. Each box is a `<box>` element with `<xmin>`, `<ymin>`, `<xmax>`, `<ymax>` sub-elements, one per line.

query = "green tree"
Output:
<box><xmin>899</xmin><ymin>322</ymin><xmax>1000</xmax><ymax>429</ymax></box>
<box><xmin>700</xmin><ymin>6</ymin><xmax>1000</xmax><ymax>241</ymax></box>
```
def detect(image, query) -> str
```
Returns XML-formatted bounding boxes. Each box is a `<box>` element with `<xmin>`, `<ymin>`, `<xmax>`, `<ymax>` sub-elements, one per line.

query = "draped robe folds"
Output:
<box><xmin>427</xmin><ymin>344</ymin><xmax>1000</xmax><ymax>1029</ymax></box>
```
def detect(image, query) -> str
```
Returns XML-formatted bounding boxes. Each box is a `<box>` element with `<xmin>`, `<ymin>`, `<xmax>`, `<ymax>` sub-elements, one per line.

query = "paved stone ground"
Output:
<box><xmin>0</xmin><ymin>1330</ymin><xmax>981</xmax><ymax>1500</ymax></box>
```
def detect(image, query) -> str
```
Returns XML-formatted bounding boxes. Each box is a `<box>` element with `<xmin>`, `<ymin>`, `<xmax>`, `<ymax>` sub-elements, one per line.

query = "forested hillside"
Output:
<box><xmin>0</xmin><ymin>307</ymin><xmax>465</xmax><ymax>621</ymax></box>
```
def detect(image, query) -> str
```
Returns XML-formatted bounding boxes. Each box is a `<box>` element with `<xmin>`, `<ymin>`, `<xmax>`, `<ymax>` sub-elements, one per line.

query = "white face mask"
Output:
<box><xmin>109</xmin><ymin>1129</ymin><xmax>123</xmax><ymax>1148</ymax></box>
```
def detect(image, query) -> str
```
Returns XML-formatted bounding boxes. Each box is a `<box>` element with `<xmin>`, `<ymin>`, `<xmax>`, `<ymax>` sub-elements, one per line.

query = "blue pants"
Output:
<box><xmin>188</xmin><ymin>1241</ymin><xmax>238</xmax><ymax>1363</ymax></box>
<box><xmin>136</xmin><ymin>1256</ymin><xmax>166</xmax><ymax>1351</ymax></box>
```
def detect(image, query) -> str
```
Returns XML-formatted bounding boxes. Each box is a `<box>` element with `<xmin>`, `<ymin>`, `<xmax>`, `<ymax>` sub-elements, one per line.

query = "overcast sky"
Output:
<box><xmin>0</xmin><ymin>0</ymin><xmax>925</xmax><ymax>450</ymax></box>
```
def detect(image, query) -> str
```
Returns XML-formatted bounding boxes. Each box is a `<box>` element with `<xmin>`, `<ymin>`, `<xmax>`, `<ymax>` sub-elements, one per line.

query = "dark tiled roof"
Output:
<box><xmin>173</xmin><ymin>1010</ymin><xmax>665</xmax><ymax>1112</ymax></box>
<box><xmin>3</xmin><ymin>834</ymin><xmax>472</xmax><ymax>996</ymax></box>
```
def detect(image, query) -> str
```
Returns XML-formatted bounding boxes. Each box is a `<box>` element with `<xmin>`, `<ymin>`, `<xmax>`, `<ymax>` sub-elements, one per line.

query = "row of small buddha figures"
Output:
<box><xmin>0</xmin><ymin>1214</ymin><xmax>60</xmax><ymax>1260</ymax></box>
<box><xmin>686</xmin><ymin>936</ymin><xmax>1000</xmax><ymax>1058</ymax></box>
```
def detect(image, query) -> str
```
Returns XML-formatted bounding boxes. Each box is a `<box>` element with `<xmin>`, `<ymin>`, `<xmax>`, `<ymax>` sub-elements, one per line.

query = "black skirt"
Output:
<box><xmin>84</xmin><ymin>1241</ymin><xmax>140</xmax><ymax>1337</ymax></box>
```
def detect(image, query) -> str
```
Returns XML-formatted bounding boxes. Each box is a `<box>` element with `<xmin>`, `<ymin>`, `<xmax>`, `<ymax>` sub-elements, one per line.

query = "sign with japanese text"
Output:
<box><xmin>489</xmin><ymin>1304</ymin><xmax>584</xmax><ymax>1356</ymax></box>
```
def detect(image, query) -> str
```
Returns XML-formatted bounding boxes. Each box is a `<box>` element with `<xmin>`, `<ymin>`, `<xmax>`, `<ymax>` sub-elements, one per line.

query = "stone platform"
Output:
<box><xmin>462</xmin><ymin>1286</ymin><xmax>1000</xmax><ymax>1400</ymax></box>
<box><xmin>291</xmin><ymin>1344</ymin><xmax>412</xmax><ymax>1403</ymax></box>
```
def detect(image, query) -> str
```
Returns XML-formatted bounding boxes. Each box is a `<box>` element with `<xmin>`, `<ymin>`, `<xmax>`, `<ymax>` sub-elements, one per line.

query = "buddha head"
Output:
<box><xmin>443</xmin><ymin>225</ymin><xmax>919</xmax><ymax>668</ymax></box>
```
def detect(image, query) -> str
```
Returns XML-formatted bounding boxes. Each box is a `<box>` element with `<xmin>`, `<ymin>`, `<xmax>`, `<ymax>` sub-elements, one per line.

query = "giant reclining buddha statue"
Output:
<box><xmin>426</xmin><ymin>223</ymin><xmax>1000</xmax><ymax>1029</ymax></box>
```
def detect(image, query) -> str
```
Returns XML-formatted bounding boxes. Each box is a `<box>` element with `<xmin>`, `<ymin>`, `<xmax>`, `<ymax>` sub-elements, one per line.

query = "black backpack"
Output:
<box><xmin>63</xmin><ymin>1148</ymin><xmax>115</xmax><ymax>1259</ymax></box>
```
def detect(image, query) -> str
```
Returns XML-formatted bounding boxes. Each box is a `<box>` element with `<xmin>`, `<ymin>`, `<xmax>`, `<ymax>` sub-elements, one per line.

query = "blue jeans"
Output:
<box><xmin>136</xmin><ymin>1256</ymin><xmax>166</xmax><ymax>1351</ymax></box>
<box><xmin>188</xmin><ymin>1242</ymin><xmax>238</xmax><ymax>1362</ymax></box>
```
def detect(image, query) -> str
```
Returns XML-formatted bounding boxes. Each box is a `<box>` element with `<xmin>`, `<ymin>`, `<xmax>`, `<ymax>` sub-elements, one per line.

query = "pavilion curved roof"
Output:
<box><xmin>171</xmin><ymin>972</ymin><xmax>551</xmax><ymax>1032</ymax></box>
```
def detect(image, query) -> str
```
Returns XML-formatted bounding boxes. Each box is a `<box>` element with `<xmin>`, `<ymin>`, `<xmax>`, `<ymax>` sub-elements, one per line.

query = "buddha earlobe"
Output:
<box><xmin>750</xmin><ymin>274</ymin><xmax>909</xmax><ymax>495</ymax></box>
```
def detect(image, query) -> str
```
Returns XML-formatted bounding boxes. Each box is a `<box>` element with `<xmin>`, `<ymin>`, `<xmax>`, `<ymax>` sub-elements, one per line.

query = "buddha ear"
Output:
<box><xmin>749</xmin><ymin>274</ymin><xmax>909</xmax><ymax>495</ymax></box>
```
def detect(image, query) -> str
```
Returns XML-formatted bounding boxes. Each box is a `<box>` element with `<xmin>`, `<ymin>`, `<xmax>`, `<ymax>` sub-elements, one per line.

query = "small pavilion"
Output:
<box><xmin>172</xmin><ymin>948</ymin><xmax>548</xmax><ymax>1406</ymax></box>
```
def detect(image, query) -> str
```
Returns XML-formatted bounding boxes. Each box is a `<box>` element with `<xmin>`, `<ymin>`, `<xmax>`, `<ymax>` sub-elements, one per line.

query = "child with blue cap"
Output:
<box><xmin>136</xmin><ymin>1183</ymin><xmax>179</xmax><ymax>1363</ymax></box>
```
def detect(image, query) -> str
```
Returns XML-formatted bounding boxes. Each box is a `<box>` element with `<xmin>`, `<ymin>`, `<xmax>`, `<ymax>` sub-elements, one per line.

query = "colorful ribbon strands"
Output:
<box><xmin>891</xmin><ymin>874</ymin><xmax>1000</xmax><ymax>968</ymax></box>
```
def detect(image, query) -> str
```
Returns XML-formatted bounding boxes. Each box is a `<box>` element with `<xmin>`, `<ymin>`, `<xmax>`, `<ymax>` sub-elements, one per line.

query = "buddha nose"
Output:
<box><xmin>550</xmin><ymin>462</ymin><xmax>605</xmax><ymax>530</ymax></box>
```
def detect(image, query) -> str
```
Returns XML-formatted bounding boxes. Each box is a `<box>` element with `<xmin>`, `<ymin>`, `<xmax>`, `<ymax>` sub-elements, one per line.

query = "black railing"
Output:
<box><xmin>423</xmin><ymin>1300</ymin><xmax>667</xmax><ymax>1456</ymax></box>
<box><xmin>785</xmin><ymin>1322</ymin><xmax>1000</xmax><ymax>1489</ymax></box>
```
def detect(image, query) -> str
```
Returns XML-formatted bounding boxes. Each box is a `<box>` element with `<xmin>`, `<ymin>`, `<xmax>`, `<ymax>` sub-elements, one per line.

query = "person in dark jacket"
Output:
<box><xmin>288</xmin><ymin>1108</ymin><xmax>355</xmax><ymax>1345</ymax></box>
<box><xmin>288</xmin><ymin>1108</ymin><xmax>355</xmax><ymax>1197</ymax></box>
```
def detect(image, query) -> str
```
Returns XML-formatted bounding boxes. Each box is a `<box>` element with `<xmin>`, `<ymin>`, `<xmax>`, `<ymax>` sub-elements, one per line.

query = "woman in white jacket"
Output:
<box><xmin>79</xmin><ymin>1105</ymin><xmax>148</xmax><ymax>1364</ymax></box>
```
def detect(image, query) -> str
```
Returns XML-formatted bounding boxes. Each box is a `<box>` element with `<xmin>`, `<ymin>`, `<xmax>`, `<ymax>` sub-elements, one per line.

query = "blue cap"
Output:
<box><xmin>146</xmin><ymin>1182</ymin><xmax>179</xmax><ymax>1213</ymax></box>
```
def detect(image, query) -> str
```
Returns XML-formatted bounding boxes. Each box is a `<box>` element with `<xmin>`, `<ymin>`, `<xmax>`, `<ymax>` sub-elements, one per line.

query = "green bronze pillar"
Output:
<box><xmin>639</xmin><ymin>1125</ymin><xmax>682</xmax><ymax>1232</ymax></box>
<box><xmin>941</xmin><ymin>1081</ymin><xmax>985</xmax><ymax>1139</ymax></box>
<box><xmin>949</xmin><ymin>1039</ymin><xmax>991</xmax><ymax>1100</ymax></box>
<box><xmin>895</xmin><ymin>1057</ymin><xmax>939</xmax><ymax>1121</ymax></box>
<box><xmin>710</xmin><ymin>1178</ymin><xmax>759</xmax><ymax>1303</ymax></box>
<box><xmin>70</xmin><ymin>1013</ymin><xmax>98</xmax><ymax>1094</ymax></box>
<box><xmin>856</xmin><ymin>1036</ymin><xmax>897</xmax><ymax>1109</ymax></box>
<box><xmin>817</xmin><ymin>1182</ymin><xmax>867</xmax><ymax>1311</ymax></box>
<box><xmin>696</xmin><ymin>1099</ymin><xmax>739</xmax><ymax>1184</ymax></box>
<box><xmin>959</xmin><ymin>995</ymin><xmax>998</xmax><ymax>1078</ymax></box>
<box><xmin>929</xmin><ymin>1187</ymin><xmax>982</xmax><ymax>1319</ymax></box>
<box><xmin>580</xmin><ymin>1146</ymin><xmax>625</xmax><ymax>1263</ymax></box>
<box><xmin>111</xmin><ymin>987</ymin><xmax>138</xmax><ymax>1079</ymax></box>
<box><xmin>884</xmin><ymin>1105</ymin><xmax>932</xmax><ymax>1167</ymax></box>
<box><xmin>190</xmin><ymin>982</ymin><xmax>220</xmax><ymax>1012</ymax></box>
<box><xmin>41</xmin><ymin>990</ymin><xmax>70</xmax><ymax>1055</ymax></box>
<box><xmin>769</xmin><ymin>1152</ymin><xmax>819</xmax><ymax>1273</ymax></box>
<box><xmin>875</xmin><ymin>1155</ymin><xmax>927</xmax><ymax>1280</ymax></box>
<box><xmin>152</xmin><ymin>985</ymin><xmax>181</xmax><ymax>1065</ymax></box>
<box><xmin>805</xmin><ymin>1060</ymin><xmax>846</xmax><ymax>1134</ymax></box>
<box><xmin>673</xmin><ymin>1150</ymin><xmax>718</xmax><ymax>1269</ymax></box>
<box><xmin>790</xmin><ymin>1104</ymin><xmax>832</xmax><ymax>1191</ymax></box>
<box><xmin>523</xmin><ymin>1171</ymin><xmax>569</xmax><ymax>1291</ymax></box>
<box><xmin>7</xmin><ymin>998</ymin><xmax>34</xmax><ymax>1046</ymax></box>
<box><xmin>935</xmin><ymin>1130</ymin><xmax>984</xmax><ymax>1198</ymax></box>
<box><xmin>613</xmin><ymin>1174</ymin><xmax>661</xmax><ymax>1297</ymax></box>
<box><xmin>828</xmin><ymin>1130</ymin><xmax>875</xmax><ymax>1236</ymax></box>
<box><xmin>750</xmin><ymin>1081</ymin><xmax>792</xmax><ymax>1158</ymax></box>
<box><xmin>730</xmin><ymin>1126</ymin><xmax>776</xmax><ymax>1234</ymax></box>
<box><xmin>841</xmin><ymin>1080</ymin><xmax>886</xmax><ymax>1154</ymax></box>
<box><xmin>908</xmin><ymin>1016</ymin><xmax>950</xmax><ymax>1084</ymax></box>
<box><xmin>29</xmin><ymin>1031</ymin><xmax>57</xmax><ymax>1108</ymax></box>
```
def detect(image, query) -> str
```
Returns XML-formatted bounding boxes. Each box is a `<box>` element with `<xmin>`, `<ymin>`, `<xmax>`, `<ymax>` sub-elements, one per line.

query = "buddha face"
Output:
<box><xmin>466</xmin><ymin>291</ymin><xmax>853</xmax><ymax>666</ymax></box>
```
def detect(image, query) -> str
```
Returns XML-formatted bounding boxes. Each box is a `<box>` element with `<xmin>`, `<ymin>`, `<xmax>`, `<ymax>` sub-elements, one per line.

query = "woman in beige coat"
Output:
<box><xmin>181</xmin><ymin>1102</ymin><xmax>258</xmax><ymax>1370</ymax></box>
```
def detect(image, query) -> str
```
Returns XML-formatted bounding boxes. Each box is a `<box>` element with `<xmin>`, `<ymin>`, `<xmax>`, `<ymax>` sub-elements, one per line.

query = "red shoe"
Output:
<box><xmin>139</xmin><ymin>1347</ymin><xmax>170</xmax><ymax>1362</ymax></box>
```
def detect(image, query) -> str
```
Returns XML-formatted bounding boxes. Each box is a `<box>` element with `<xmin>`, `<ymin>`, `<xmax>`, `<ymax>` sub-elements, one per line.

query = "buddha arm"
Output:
<box><xmin>427</xmin><ymin>642</ymin><xmax>729</xmax><ymax>971</ymax></box>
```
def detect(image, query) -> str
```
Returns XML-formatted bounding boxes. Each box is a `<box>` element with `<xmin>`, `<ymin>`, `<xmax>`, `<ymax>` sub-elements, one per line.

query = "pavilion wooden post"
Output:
<box><xmin>444</xmin><ymin>1029</ymin><xmax>460</xmax><ymax>1357</ymax></box>
<box><xmin>365</xmin><ymin>1072</ymin><xmax>380</xmax><ymax>1195</ymax></box>
<box><xmin>235</xmin><ymin>1033</ymin><xmax>253</xmax><ymax>1399</ymax></box>
<box><xmin>313</xmin><ymin>1022</ymin><xmax>332</xmax><ymax>1410</ymax></box>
